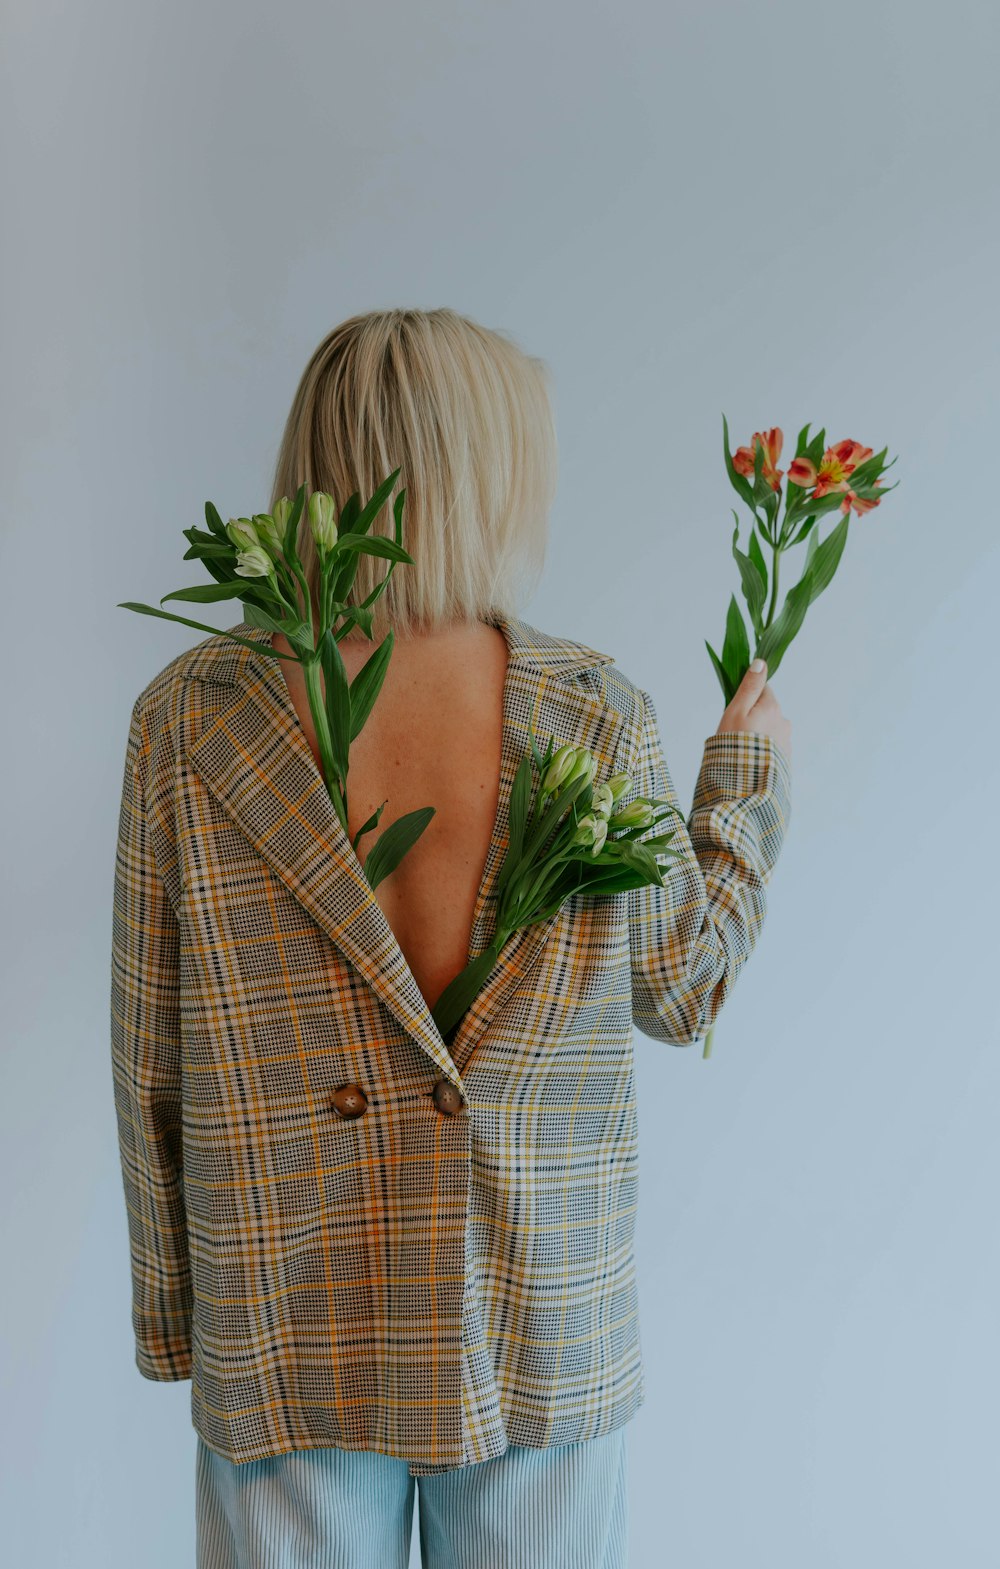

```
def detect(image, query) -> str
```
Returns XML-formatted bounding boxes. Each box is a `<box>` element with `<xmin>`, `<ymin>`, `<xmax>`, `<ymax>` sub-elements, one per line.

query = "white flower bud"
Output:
<box><xmin>541</xmin><ymin>744</ymin><xmax>597</xmax><ymax>798</ymax></box>
<box><xmin>572</xmin><ymin>813</ymin><xmax>608</xmax><ymax>855</ymax></box>
<box><xmin>252</xmin><ymin>513</ymin><xmax>283</xmax><ymax>557</ymax></box>
<box><xmin>308</xmin><ymin>491</ymin><xmax>338</xmax><ymax>550</ymax></box>
<box><xmin>609</xmin><ymin>797</ymin><xmax>655</xmax><ymax>831</ymax></box>
<box><xmin>226</xmin><ymin>516</ymin><xmax>259</xmax><ymax>552</ymax></box>
<box><xmin>591</xmin><ymin>781</ymin><xmax>615</xmax><ymax>819</ymax></box>
<box><xmin>234</xmin><ymin>545</ymin><xmax>274</xmax><ymax>578</ymax></box>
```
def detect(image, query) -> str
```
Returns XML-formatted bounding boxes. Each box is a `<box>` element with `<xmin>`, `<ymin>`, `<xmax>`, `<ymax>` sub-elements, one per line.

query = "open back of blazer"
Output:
<box><xmin>110</xmin><ymin>613</ymin><xmax>792</xmax><ymax>1473</ymax></box>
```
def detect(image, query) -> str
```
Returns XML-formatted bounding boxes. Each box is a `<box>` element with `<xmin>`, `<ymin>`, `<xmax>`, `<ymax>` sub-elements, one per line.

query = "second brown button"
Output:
<box><xmin>432</xmin><ymin>1078</ymin><xmax>464</xmax><ymax>1116</ymax></box>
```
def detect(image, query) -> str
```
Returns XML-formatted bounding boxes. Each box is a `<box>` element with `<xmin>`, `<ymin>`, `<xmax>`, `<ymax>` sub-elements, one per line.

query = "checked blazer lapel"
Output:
<box><xmin>180</xmin><ymin>616</ymin><xmax>617</xmax><ymax>1087</ymax></box>
<box><xmin>182</xmin><ymin>623</ymin><xmax>457</xmax><ymax>1082</ymax></box>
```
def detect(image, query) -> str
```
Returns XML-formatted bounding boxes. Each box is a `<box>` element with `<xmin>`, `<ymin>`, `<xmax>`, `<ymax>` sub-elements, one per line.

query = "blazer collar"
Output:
<box><xmin>180</xmin><ymin>614</ymin><xmax>615</xmax><ymax>1087</ymax></box>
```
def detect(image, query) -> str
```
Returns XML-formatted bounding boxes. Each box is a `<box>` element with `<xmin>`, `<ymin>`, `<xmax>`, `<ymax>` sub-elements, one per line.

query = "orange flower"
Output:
<box><xmin>787</xmin><ymin>437</ymin><xmax>874</xmax><ymax>506</ymax></box>
<box><xmin>840</xmin><ymin>483</ymin><xmax>883</xmax><ymax>516</ymax></box>
<box><xmin>732</xmin><ymin>427</ymin><xmax>784</xmax><ymax>493</ymax></box>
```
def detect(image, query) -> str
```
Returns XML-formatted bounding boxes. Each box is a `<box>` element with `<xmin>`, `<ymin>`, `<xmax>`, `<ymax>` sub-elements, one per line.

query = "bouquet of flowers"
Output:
<box><xmin>118</xmin><ymin>472</ymin><xmax>436</xmax><ymax>888</ymax></box>
<box><xmin>429</xmin><ymin>736</ymin><xmax>685</xmax><ymax>1044</ymax></box>
<box><xmin>699</xmin><ymin>417</ymin><xmax>898</xmax><ymax>1057</ymax></box>
<box><xmin>708</xmin><ymin>417</ymin><xmax>897</xmax><ymax>698</ymax></box>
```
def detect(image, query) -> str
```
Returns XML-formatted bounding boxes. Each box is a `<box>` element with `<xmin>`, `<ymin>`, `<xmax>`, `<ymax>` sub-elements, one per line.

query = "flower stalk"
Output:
<box><xmin>701</xmin><ymin>417</ymin><xmax>899</xmax><ymax>1058</ymax></box>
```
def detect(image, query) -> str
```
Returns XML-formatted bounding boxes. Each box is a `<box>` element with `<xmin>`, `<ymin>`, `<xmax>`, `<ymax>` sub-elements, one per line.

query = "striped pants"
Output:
<box><xmin>195</xmin><ymin>1427</ymin><xmax>630</xmax><ymax>1569</ymax></box>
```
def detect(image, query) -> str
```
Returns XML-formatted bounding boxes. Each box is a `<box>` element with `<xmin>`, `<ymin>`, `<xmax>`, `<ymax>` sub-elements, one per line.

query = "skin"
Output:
<box><xmin>271</xmin><ymin>622</ymin><xmax>791</xmax><ymax>1013</ymax></box>
<box><xmin>272</xmin><ymin>618</ymin><xmax>508</xmax><ymax>1015</ymax></box>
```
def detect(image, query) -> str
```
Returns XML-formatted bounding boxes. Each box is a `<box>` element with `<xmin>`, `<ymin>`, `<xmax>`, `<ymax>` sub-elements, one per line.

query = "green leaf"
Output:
<box><xmin>337</xmin><ymin>492</ymin><xmax>362</xmax><ymax>534</ymax></box>
<box><xmin>721</xmin><ymin>594</ymin><xmax>750</xmax><ymax>689</ymax></box>
<box><xmin>705</xmin><ymin>638</ymin><xmax>736</xmax><ymax>704</ymax></box>
<box><xmin>204</xmin><ymin>500</ymin><xmax>229</xmax><ymax>540</ymax></box>
<box><xmin>805</xmin><ymin>513</ymin><xmax>850</xmax><ymax>603</ymax></box>
<box><xmin>241</xmin><ymin>601</ymin><xmax>307</xmax><ymax>639</ymax></box>
<box><xmin>344</xmin><ymin>603</ymin><xmax>375</xmax><ymax>639</ymax></box>
<box><xmin>393</xmin><ymin>487</ymin><xmax>406</xmax><ymax>546</ymax></box>
<box><xmin>183</xmin><ymin>525</ymin><xmax>234</xmax><ymax>552</ymax></box>
<box><xmin>363</xmin><ymin>805</ymin><xmax>435</xmax><ymax>890</ymax></box>
<box><xmin>844</xmin><ymin>446</ymin><xmax>889</xmax><ymax>489</ymax></box>
<box><xmin>788</xmin><ymin>513</ymin><xmax>818</xmax><ymax>549</ymax></box>
<box><xmin>161</xmin><ymin>579</ymin><xmax>256</xmax><ymax>604</ymax></box>
<box><xmin>430</xmin><ymin>938</ymin><xmax>501</xmax><ymax>1042</ymax></box>
<box><xmin>352</xmin><ymin>468</ymin><xmax>402</xmax><ymax>539</ymax></box>
<box><xmin>351</xmin><ymin>800</ymin><xmax>386</xmax><ymax>855</ymax></box>
<box><xmin>116</xmin><ymin>602</ymin><xmax>300</xmax><ymax>658</ymax></box>
<box><xmin>814</xmin><ymin>492</ymin><xmax>851</xmax><ymax>521</ymax></box>
<box><xmin>318</xmin><ymin>628</ymin><xmax>351</xmax><ymax>781</ymax></box>
<box><xmin>283</xmin><ymin>484</ymin><xmax>306</xmax><ymax>562</ymax></box>
<box><xmin>334</xmin><ymin>535</ymin><xmax>414</xmax><ymax>563</ymax></box>
<box><xmin>722</xmin><ymin>413</ymin><xmax>756</xmax><ymax>512</ymax></box>
<box><xmin>188</xmin><ymin>552</ymin><xmax>240</xmax><ymax>589</ymax></box>
<box><xmin>348</xmin><ymin>630</ymin><xmax>394</xmax><ymax>741</ymax></box>
<box><xmin>329</xmin><ymin>542</ymin><xmax>360</xmax><ymax>603</ymax></box>
<box><xmin>754</xmin><ymin>563</ymin><xmax>813</xmax><ymax>678</ymax></box>
<box><xmin>571</xmin><ymin>866</ymin><xmax>647</xmax><ymax>895</ymax></box>
<box><xmin>730</xmin><ymin>513</ymin><xmax>767</xmax><ymax>636</ymax></box>
<box><xmin>181</xmin><ymin>543</ymin><xmax>238</xmax><ymax>567</ymax></box>
<box><xmin>497</xmin><ymin>758</ymin><xmax>534</xmax><ymax>899</ymax></box>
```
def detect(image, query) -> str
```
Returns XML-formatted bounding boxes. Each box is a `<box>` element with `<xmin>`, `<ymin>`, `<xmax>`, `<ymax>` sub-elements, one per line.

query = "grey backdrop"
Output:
<box><xmin>3</xmin><ymin>1</ymin><xmax>997</xmax><ymax>1564</ymax></box>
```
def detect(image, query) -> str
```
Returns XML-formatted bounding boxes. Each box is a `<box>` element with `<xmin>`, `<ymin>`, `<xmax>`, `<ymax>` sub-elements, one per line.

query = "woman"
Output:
<box><xmin>110</xmin><ymin>308</ymin><xmax>792</xmax><ymax>1568</ymax></box>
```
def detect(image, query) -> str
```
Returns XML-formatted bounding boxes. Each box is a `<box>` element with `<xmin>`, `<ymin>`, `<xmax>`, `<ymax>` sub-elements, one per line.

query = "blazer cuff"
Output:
<box><xmin>693</xmin><ymin>730</ymin><xmax>792</xmax><ymax>820</ymax></box>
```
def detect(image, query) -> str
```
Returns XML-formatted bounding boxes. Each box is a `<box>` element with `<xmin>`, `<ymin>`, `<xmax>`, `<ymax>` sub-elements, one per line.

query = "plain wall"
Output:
<box><xmin>2</xmin><ymin>1</ymin><xmax>997</xmax><ymax>1564</ymax></box>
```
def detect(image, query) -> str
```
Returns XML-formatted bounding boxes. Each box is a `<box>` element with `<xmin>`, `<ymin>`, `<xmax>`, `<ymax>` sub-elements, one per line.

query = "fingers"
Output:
<box><xmin>731</xmin><ymin>658</ymin><xmax>770</xmax><ymax>722</ymax></box>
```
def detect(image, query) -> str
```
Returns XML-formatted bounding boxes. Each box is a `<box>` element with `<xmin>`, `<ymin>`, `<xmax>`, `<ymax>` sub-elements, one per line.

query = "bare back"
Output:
<box><xmin>272</xmin><ymin>620</ymin><xmax>508</xmax><ymax>1016</ymax></box>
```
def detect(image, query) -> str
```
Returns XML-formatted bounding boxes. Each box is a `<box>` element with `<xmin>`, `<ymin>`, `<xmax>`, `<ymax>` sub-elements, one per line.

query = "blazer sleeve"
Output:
<box><xmin>109</xmin><ymin>697</ymin><xmax>193</xmax><ymax>1380</ymax></box>
<box><xmin>626</xmin><ymin>686</ymin><xmax>792</xmax><ymax>1046</ymax></box>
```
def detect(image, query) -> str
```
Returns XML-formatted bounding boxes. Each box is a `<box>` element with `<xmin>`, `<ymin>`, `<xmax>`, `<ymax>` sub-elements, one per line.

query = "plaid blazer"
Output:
<box><xmin>110</xmin><ymin>613</ymin><xmax>791</xmax><ymax>1473</ymax></box>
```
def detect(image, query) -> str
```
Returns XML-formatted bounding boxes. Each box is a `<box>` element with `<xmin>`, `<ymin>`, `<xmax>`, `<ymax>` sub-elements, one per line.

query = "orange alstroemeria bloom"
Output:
<box><xmin>788</xmin><ymin>439</ymin><xmax>881</xmax><ymax>515</ymax></box>
<box><xmin>732</xmin><ymin>427</ymin><xmax>784</xmax><ymax>493</ymax></box>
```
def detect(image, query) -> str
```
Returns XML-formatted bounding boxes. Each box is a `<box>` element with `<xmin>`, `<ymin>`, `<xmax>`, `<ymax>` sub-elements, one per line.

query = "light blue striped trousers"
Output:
<box><xmin>195</xmin><ymin>1426</ymin><xmax>630</xmax><ymax>1568</ymax></box>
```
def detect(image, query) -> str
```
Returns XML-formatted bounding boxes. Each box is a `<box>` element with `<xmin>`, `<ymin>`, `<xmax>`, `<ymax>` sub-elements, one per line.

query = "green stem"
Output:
<box><xmin>302</xmin><ymin>655</ymin><xmax>349</xmax><ymax>832</ymax></box>
<box><xmin>765</xmin><ymin>541</ymin><xmax>781</xmax><ymax>628</ymax></box>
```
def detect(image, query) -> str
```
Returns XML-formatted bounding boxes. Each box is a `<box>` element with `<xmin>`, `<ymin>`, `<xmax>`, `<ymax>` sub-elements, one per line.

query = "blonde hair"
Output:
<box><xmin>268</xmin><ymin>308</ymin><xmax>556</xmax><ymax>641</ymax></box>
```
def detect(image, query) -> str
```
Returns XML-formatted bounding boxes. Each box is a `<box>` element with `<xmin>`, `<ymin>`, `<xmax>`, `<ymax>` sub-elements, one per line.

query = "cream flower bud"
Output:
<box><xmin>590</xmin><ymin>780</ymin><xmax>615</xmax><ymax>819</ymax></box>
<box><xmin>541</xmin><ymin>745</ymin><xmax>577</xmax><ymax>795</ymax></box>
<box><xmin>541</xmin><ymin>744</ymin><xmax>597</xmax><ymax>798</ymax></box>
<box><xmin>226</xmin><ymin>517</ymin><xmax>259</xmax><ymax>552</ymax></box>
<box><xmin>234</xmin><ymin>545</ymin><xmax>273</xmax><ymax>578</ymax></box>
<box><xmin>272</xmin><ymin>497</ymin><xmax>292</xmax><ymax>534</ymax></box>
<box><xmin>609</xmin><ymin>797</ymin><xmax>655</xmax><ymax>831</ymax></box>
<box><xmin>308</xmin><ymin>491</ymin><xmax>338</xmax><ymax>550</ymax></box>
<box><xmin>572</xmin><ymin>813</ymin><xmax>608</xmax><ymax>855</ymax></box>
<box><xmin>252</xmin><ymin>513</ymin><xmax>283</xmax><ymax>557</ymax></box>
<box><xmin>604</xmin><ymin>771</ymin><xmax>631</xmax><ymax>803</ymax></box>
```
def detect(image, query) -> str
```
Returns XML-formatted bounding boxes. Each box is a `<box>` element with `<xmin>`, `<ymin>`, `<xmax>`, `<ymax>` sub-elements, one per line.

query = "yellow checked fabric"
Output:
<box><xmin>110</xmin><ymin>614</ymin><xmax>791</xmax><ymax>1473</ymax></box>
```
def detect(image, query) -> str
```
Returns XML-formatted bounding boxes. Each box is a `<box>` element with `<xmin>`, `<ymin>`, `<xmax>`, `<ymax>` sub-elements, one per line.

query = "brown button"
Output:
<box><xmin>330</xmin><ymin>1083</ymin><xmax>368</xmax><ymax>1119</ymax></box>
<box><xmin>432</xmin><ymin>1078</ymin><xmax>464</xmax><ymax>1116</ymax></box>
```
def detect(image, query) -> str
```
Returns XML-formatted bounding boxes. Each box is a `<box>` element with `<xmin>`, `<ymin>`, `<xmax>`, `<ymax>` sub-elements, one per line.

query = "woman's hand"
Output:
<box><xmin>715</xmin><ymin>659</ymin><xmax>792</xmax><ymax>766</ymax></box>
